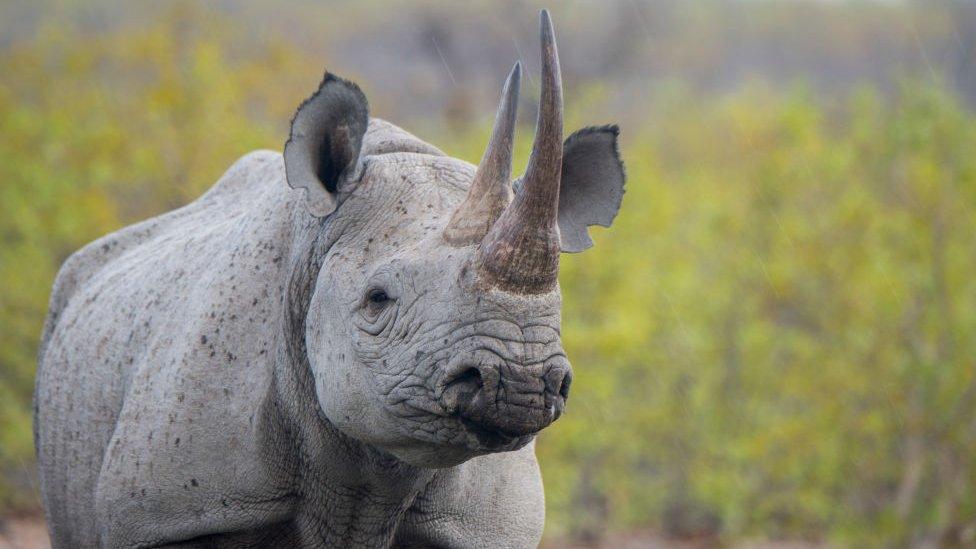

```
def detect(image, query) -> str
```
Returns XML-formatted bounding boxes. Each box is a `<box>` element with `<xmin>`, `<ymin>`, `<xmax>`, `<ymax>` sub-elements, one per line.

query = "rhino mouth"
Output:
<box><xmin>367</xmin><ymin>327</ymin><xmax>569</xmax><ymax>454</ymax></box>
<box><xmin>456</xmin><ymin>415</ymin><xmax>536</xmax><ymax>450</ymax></box>
<box><xmin>439</xmin><ymin>368</ymin><xmax>528</xmax><ymax>447</ymax></box>
<box><xmin>435</xmin><ymin>356</ymin><xmax>568</xmax><ymax>451</ymax></box>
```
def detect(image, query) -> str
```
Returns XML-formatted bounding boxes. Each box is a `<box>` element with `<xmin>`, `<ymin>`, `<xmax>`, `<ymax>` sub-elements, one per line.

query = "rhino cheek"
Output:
<box><xmin>305</xmin><ymin>293</ymin><xmax>393</xmax><ymax>447</ymax></box>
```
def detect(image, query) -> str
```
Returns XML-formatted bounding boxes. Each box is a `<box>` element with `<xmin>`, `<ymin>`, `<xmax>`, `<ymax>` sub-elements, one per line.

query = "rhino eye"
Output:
<box><xmin>366</xmin><ymin>288</ymin><xmax>391</xmax><ymax>306</ymax></box>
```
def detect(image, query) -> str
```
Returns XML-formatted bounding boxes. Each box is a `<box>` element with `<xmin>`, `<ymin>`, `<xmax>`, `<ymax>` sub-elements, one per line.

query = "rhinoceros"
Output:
<box><xmin>34</xmin><ymin>10</ymin><xmax>624</xmax><ymax>548</ymax></box>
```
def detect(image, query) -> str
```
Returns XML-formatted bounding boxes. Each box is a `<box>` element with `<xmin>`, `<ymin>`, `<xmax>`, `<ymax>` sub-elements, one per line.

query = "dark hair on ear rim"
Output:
<box><xmin>284</xmin><ymin>71</ymin><xmax>369</xmax><ymax>217</ymax></box>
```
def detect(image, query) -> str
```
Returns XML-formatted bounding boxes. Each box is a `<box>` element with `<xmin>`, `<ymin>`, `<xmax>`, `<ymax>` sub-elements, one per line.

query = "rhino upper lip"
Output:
<box><xmin>437</xmin><ymin>366</ymin><xmax>547</xmax><ymax>449</ymax></box>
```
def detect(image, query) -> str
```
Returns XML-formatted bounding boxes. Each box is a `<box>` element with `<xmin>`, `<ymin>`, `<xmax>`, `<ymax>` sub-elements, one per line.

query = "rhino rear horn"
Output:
<box><xmin>284</xmin><ymin>73</ymin><xmax>369</xmax><ymax>217</ymax></box>
<box><xmin>443</xmin><ymin>62</ymin><xmax>520</xmax><ymax>246</ymax></box>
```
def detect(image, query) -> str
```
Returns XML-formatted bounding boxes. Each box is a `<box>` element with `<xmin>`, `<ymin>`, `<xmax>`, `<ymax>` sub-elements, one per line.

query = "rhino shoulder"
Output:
<box><xmin>38</xmin><ymin>150</ymin><xmax>288</xmax><ymax>367</ymax></box>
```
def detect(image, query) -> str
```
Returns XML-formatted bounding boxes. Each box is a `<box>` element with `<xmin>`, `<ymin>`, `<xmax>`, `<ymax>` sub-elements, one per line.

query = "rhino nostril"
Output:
<box><xmin>442</xmin><ymin>366</ymin><xmax>486</xmax><ymax>414</ymax></box>
<box><xmin>546</xmin><ymin>366</ymin><xmax>572</xmax><ymax>401</ymax></box>
<box><xmin>558</xmin><ymin>372</ymin><xmax>571</xmax><ymax>400</ymax></box>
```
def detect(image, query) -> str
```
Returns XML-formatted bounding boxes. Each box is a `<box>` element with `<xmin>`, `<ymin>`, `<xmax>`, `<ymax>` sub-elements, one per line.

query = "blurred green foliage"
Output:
<box><xmin>545</xmin><ymin>81</ymin><xmax>976</xmax><ymax>546</ymax></box>
<box><xmin>2</xmin><ymin>6</ymin><xmax>976</xmax><ymax>547</ymax></box>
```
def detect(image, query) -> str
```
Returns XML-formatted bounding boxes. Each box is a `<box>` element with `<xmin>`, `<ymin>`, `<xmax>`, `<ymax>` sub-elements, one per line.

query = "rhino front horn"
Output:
<box><xmin>478</xmin><ymin>9</ymin><xmax>563</xmax><ymax>294</ymax></box>
<box><xmin>443</xmin><ymin>62</ymin><xmax>520</xmax><ymax>245</ymax></box>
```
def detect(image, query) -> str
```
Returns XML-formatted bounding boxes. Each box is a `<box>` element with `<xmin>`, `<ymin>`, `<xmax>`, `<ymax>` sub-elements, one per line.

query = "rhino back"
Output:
<box><xmin>35</xmin><ymin>150</ymin><xmax>303</xmax><ymax>546</ymax></box>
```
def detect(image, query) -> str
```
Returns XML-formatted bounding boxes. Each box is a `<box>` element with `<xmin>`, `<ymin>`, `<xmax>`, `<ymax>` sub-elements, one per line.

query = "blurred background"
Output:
<box><xmin>2</xmin><ymin>0</ymin><xmax>976</xmax><ymax>547</ymax></box>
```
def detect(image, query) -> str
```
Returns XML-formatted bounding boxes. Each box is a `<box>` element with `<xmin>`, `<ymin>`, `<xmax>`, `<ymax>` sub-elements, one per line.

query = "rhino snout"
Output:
<box><xmin>440</xmin><ymin>358</ymin><xmax>572</xmax><ymax>443</ymax></box>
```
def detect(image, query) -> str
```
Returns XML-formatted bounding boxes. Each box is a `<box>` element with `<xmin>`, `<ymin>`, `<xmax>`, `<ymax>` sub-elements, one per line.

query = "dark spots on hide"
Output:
<box><xmin>141</xmin><ymin>488</ymin><xmax>146</xmax><ymax>496</ymax></box>
<box><xmin>191</xmin><ymin>478</ymin><xmax>199</xmax><ymax>487</ymax></box>
<box><xmin>201</xmin><ymin>335</ymin><xmax>208</xmax><ymax>344</ymax></box>
<box><xmin>252</xmin><ymin>298</ymin><xmax>259</xmax><ymax>306</ymax></box>
<box><xmin>177</xmin><ymin>393</ymin><xmax>185</xmax><ymax>403</ymax></box>
<box><xmin>175</xmin><ymin>437</ymin><xmax>181</xmax><ymax>446</ymax></box>
<box><xmin>221</xmin><ymin>498</ymin><xmax>229</xmax><ymax>507</ymax></box>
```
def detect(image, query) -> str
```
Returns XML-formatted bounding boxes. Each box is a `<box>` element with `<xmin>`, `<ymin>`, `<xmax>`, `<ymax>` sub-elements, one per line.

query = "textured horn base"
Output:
<box><xmin>477</xmin><ymin>219</ymin><xmax>561</xmax><ymax>294</ymax></box>
<box><xmin>443</xmin><ymin>186</ymin><xmax>514</xmax><ymax>246</ymax></box>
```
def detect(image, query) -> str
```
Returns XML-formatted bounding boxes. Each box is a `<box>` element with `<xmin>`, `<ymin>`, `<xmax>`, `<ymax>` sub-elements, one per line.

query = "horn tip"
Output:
<box><xmin>540</xmin><ymin>9</ymin><xmax>554</xmax><ymax>38</ymax></box>
<box><xmin>508</xmin><ymin>62</ymin><xmax>522</xmax><ymax>88</ymax></box>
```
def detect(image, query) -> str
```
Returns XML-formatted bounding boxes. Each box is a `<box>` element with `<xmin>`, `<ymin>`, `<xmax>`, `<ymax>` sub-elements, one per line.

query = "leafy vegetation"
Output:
<box><xmin>2</xmin><ymin>7</ymin><xmax>975</xmax><ymax>546</ymax></box>
<box><xmin>544</xmin><ymin>82</ymin><xmax>976</xmax><ymax>546</ymax></box>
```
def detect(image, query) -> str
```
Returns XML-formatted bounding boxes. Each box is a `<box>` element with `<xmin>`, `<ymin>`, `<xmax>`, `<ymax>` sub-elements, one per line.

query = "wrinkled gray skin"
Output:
<box><xmin>34</xmin><ymin>12</ymin><xmax>625</xmax><ymax>549</ymax></box>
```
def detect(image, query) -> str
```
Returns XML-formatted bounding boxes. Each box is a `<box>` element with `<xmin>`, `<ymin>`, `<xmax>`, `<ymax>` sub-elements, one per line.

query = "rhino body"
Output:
<box><xmin>35</xmin><ymin>12</ymin><xmax>624</xmax><ymax>548</ymax></box>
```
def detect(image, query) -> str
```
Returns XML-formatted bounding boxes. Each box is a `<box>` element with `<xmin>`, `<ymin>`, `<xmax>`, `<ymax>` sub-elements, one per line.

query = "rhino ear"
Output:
<box><xmin>284</xmin><ymin>73</ymin><xmax>369</xmax><ymax>218</ymax></box>
<box><xmin>556</xmin><ymin>125</ymin><xmax>626</xmax><ymax>252</ymax></box>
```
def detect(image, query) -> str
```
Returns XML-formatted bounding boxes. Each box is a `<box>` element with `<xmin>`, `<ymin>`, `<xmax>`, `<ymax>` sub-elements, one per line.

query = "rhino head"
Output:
<box><xmin>283</xmin><ymin>11</ymin><xmax>624</xmax><ymax>468</ymax></box>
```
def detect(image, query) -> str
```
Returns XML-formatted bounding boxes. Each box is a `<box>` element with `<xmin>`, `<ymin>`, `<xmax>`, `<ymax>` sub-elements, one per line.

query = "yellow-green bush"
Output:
<box><xmin>543</xmin><ymin>83</ymin><xmax>976</xmax><ymax>545</ymax></box>
<box><xmin>2</xmin><ymin>11</ymin><xmax>975</xmax><ymax>547</ymax></box>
